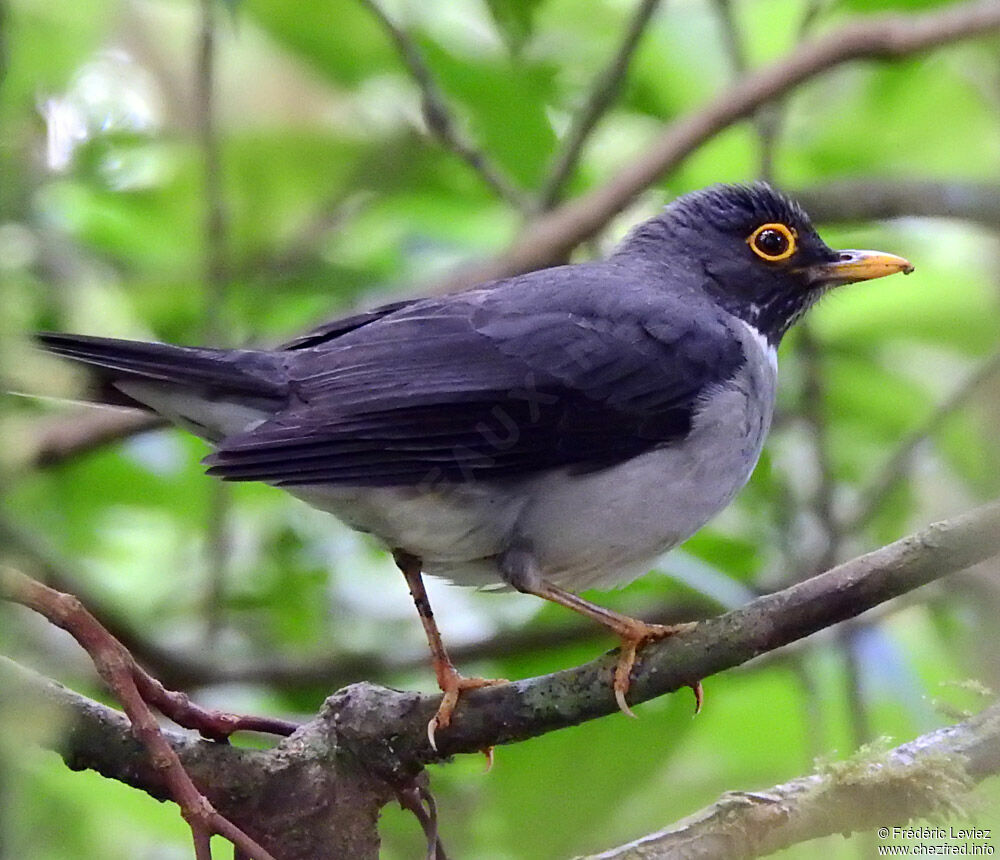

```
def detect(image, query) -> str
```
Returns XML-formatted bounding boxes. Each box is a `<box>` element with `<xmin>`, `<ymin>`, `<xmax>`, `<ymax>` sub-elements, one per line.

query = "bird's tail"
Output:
<box><xmin>36</xmin><ymin>332</ymin><xmax>290</xmax><ymax>440</ymax></box>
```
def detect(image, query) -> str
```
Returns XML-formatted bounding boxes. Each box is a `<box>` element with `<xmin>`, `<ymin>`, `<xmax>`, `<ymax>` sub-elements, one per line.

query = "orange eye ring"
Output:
<box><xmin>748</xmin><ymin>223</ymin><xmax>797</xmax><ymax>262</ymax></box>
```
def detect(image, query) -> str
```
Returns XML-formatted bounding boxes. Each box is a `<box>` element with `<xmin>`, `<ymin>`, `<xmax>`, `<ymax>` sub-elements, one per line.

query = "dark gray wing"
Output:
<box><xmin>279</xmin><ymin>299</ymin><xmax>419</xmax><ymax>350</ymax></box>
<box><xmin>204</xmin><ymin>267</ymin><xmax>745</xmax><ymax>486</ymax></box>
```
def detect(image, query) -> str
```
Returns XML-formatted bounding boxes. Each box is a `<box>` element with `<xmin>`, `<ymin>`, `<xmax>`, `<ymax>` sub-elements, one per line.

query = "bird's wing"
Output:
<box><xmin>204</xmin><ymin>273</ymin><xmax>745</xmax><ymax>486</ymax></box>
<box><xmin>278</xmin><ymin>299</ymin><xmax>420</xmax><ymax>350</ymax></box>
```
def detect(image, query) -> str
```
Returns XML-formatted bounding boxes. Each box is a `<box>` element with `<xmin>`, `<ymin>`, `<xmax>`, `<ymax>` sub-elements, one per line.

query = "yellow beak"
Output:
<box><xmin>806</xmin><ymin>250</ymin><xmax>914</xmax><ymax>285</ymax></box>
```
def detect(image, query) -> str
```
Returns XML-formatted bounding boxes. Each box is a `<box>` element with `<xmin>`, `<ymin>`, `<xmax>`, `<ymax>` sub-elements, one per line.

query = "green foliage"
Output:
<box><xmin>484</xmin><ymin>0</ymin><xmax>546</xmax><ymax>55</ymax></box>
<box><xmin>2</xmin><ymin>0</ymin><xmax>999</xmax><ymax>858</ymax></box>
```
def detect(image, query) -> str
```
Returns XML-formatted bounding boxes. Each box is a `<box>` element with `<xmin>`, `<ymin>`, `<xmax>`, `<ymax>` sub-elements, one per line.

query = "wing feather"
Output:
<box><xmin>204</xmin><ymin>267</ymin><xmax>745</xmax><ymax>486</ymax></box>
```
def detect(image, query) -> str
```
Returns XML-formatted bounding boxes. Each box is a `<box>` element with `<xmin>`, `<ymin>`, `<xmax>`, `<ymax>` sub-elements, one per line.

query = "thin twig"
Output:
<box><xmin>795</xmin><ymin>178</ymin><xmax>1000</xmax><ymax>227</ymax></box>
<box><xmin>711</xmin><ymin>0</ymin><xmax>749</xmax><ymax>75</ymax></box>
<box><xmin>842</xmin><ymin>348</ymin><xmax>1000</xmax><ymax>534</ymax></box>
<box><xmin>0</xmin><ymin>566</ymin><xmax>279</xmax><ymax>860</ymax></box>
<box><xmin>195</xmin><ymin>0</ymin><xmax>233</xmax><ymax>647</ymax></box>
<box><xmin>23</xmin><ymin>407</ymin><xmax>163</xmax><ymax>469</ymax></box>
<box><xmin>203</xmin><ymin>482</ymin><xmax>231</xmax><ymax>645</ymax></box>
<box><xmin>245</xmin><ymin>191</ymin><xmax>373</xmax><ymax>282</ymax></box>
<box><xmin>196</xmin><ymin>0</ymin><xmax>228</xmax><ymax>337</ymax></box>
<box><xmin>537</xmin><ymin>0</ymin><xmax>664</xmax><ymax>209</ymax></box>
<box><xmin>710</xmin><ymin>0</ymin><xmax>787</xmax><ymax>182</ymax></box>
<box><xmin>356</xmin><ymin>0</ymin><xmax>529</xmax><ymax>210</ymax></box>
<box><xmin>0</xmin><ymin>0</ymin><xmax>7</xmax><ymax>91</ymax></box>
<box><xmin>797</xmin><ymin>324</ymin><xmax>840</xmax><ymax>573</ymax></box>
<box><xmin>789</xmin><ymin>656</ymin><xmax>825</xmax><ymax>766</ymax></box>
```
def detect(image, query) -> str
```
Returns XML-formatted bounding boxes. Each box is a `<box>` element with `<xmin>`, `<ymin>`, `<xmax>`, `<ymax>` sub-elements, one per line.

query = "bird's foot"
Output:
<box><xmin>428</xmin><ymin>662</ymin><xmax>507</xmax><ymax>751</ymax></box>
<box><xmin>612</xmin><ymin>620</ymin><xmax>700</xmax><ymax>718</ymax></box>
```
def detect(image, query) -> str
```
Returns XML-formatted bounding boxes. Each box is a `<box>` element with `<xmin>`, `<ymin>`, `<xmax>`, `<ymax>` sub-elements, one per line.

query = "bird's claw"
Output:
<box><xmin>426</xmin><ymin>672</ymin><xmax>507</xmax><ymax>752</ymax></box>
<box><xmin>481</xmin><ymin>746</ymin><xmax>495</xmax><ymax>773</ymax></box>
<box><xmin>611</xmin><ymin>621</ymin><xmax>698</xmax><ymax>717</ymax></box>
<box><xmin>691</xmin><ymin>680</ymin><xmax>704</xmax><ymax>715</ymax></box>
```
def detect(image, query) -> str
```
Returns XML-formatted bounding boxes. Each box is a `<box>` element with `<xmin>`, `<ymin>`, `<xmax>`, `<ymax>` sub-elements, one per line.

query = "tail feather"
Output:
<box><xmin>36</xmin><ymin>333</ymin><xmax>289</xmax><ymax>399</ymax></box>
<box><xmin>36</xmin><ymin>332</ymin><xmax>291</xmax><ymax>440</ymax></box>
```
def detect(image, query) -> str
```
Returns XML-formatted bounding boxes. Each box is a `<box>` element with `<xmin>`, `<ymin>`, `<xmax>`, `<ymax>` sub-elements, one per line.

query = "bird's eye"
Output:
<box><xmin>748</xmin><ymin>223</ymin><xmax>797</xmax><ymax>262</ymax></box>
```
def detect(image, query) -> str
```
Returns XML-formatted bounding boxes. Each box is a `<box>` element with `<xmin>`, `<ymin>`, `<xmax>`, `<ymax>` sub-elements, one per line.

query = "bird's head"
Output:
<box><xmin>621</xmin><ymin>182</ymin><xmax>913</xmax><ymax>345</ymax></box>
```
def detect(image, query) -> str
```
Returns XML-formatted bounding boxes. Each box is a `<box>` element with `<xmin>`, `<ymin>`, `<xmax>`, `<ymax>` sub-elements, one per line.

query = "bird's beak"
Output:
<box><xmin>804</xmin><ymin>250</ymin><xmax>914</xmax><ymax>287</ymax></box>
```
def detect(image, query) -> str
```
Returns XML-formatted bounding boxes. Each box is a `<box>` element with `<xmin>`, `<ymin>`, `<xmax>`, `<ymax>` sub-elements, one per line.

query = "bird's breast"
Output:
<box><xmin>505</xmin><ymin>325</ymin><xmax>778</xmax><ymax>591</ymax></box>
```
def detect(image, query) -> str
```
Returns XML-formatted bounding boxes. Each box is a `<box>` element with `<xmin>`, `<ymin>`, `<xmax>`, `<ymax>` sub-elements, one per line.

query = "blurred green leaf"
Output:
<box><xmin>242</xmin><ymin>0</ymin><xmax>394</xmax><ymax>85</ymax></box>
<box><xmin>484</xmin><ymin>0</ymin><xmax>545</xmax><ymax>54</ymax></box>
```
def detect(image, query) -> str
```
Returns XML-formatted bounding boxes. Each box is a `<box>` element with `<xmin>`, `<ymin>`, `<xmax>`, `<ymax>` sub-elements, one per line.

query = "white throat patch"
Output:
<box><xmin>740</xmin><ymin>319</ymin><xmax>778</xmax><ymax>374</ymax></box>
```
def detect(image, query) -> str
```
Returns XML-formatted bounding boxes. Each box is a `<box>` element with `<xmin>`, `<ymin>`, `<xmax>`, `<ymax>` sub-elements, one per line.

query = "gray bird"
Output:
<box><xmin>37</xmin><ymin>183</ymin><xmax>913</xmax><ymax>745</ymax></box>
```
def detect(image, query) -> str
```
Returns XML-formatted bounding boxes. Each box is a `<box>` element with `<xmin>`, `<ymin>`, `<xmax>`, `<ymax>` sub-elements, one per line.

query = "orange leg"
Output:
<box><xmin>393</xmin><ymin>550</ymin><xmax>507</xmax><ymax>750</ymax></box>
<box><xmin>501</xmin><ymin>549</ymin><xmax>700</xmax><ymax>717</ymax></box>
<box><xmin>529</xmin><ymin>580</ymin><xmax>698</xmax><ymax>717</ymax></box>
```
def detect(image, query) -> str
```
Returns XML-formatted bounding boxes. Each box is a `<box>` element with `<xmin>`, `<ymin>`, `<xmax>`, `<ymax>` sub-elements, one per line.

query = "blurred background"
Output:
<box><xmin>2</xmin><ymin>0</ymin><xmax>1000</xmax><ymax>857</ymax></box>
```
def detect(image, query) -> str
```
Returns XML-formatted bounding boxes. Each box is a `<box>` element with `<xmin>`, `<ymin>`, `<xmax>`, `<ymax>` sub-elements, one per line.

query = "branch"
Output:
<box><xmin>431</xmin><ymin>0</ymin><xmax>1000</xmax><ymax>293</ymax></box>
<box><xmin>22</xmin><ymin>407</ymin><xmax>163</xmax><ymax>470</ymax></box>
<box><xmin>0</xmin><ymin>657</ymin><xmax>394</xmax><ymax>860</ymax></box>
<box><xmin>537</xmin><ymin>0</ymin><xmax>665</xmax><ymax>210</ymax></box>
<box><xmin>326</xmin><ymin>501</ymin><xmax>1000</xmax><ymax>764</ymax></box>
<box><xmin>793</xmin><ymin>178</ymin><xmax>1000</xmax><ymax>227</ymax></box>
<box><xmin>356</xmin><ymin>0</ymin><xmax>529</xmax><ymax>210</ymax></box>
<box><xmin>585</xmin><ymin>699</ymin><xmax>1000</xmax><ymax>860</ymax></box>
<box><xmin>0</xmin><ymin>567</ymin><xmax>283</xmax><ymax>860</ymax></box>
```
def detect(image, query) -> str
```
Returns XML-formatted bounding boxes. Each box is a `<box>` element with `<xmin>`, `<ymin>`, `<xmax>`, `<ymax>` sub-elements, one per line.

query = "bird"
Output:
<box><xmin>36</xmin><ymin>182</ymin><xmax>913</xmax><ymax>747</ymax></box>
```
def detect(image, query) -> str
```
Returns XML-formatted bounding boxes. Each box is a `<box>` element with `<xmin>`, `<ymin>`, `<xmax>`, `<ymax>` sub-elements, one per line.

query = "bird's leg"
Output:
<box><xmin>501</xmin><ymin>548</ymin><xmax>699</xmax><ymax>718</ymax></box>
<box><xmin>528</xmin><ymin>582</ymin><xmax>698</xmax><ymax>717</ymax></box>
<box><xmin>393</xmin><ymin>550</ymin><xmax>507</xmax><ymax>750</ymax></box>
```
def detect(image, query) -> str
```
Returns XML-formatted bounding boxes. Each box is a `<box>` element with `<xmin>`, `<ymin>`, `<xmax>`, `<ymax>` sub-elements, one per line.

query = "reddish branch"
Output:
<box><xmin>0</xmin><ymin>566</ymin><xmax>294</xmax><ymax>860</ymax></box>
